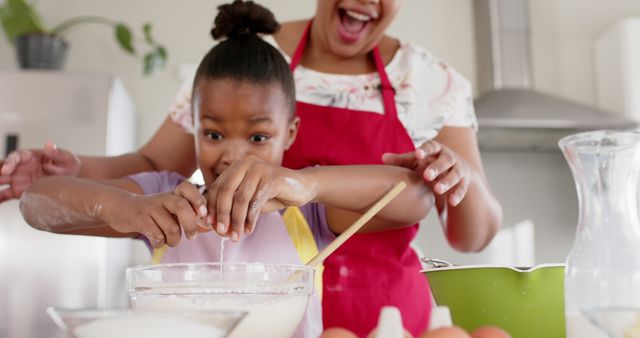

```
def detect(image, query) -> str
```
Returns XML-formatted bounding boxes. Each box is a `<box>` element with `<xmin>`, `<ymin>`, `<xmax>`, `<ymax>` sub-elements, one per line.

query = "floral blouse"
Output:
<box><xmin>169</xmin><ymin>35</ymin><xmax>477</xmax><ymax>148</ymax></box>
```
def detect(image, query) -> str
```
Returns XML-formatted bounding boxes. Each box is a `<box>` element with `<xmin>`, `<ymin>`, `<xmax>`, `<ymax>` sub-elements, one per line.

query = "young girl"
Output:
<box><xmin>19</xmin><ymin>2</ymin><xmax>434</xmax><ymax>337</ymax></box>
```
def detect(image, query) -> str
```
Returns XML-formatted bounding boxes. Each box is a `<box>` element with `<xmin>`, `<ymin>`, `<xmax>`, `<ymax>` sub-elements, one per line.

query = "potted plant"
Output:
<box><xmin>0</xmin><ymin>0</ymin><xmax>167</xmax><ymax>75</ymax></box>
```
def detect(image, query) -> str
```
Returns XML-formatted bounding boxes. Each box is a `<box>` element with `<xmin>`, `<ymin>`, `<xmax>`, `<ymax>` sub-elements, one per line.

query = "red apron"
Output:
<box><xmin>283</xmin><ymin>21</ymin><xmax>431</xmax><ymax>337</ymax></box>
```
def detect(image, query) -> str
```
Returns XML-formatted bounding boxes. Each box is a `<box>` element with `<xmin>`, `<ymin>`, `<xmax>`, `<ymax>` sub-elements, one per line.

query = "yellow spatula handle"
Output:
<box><xmin>151</xmin><ymin>245</ymin><xmax>168</xmax><ymax>264</ymax></box>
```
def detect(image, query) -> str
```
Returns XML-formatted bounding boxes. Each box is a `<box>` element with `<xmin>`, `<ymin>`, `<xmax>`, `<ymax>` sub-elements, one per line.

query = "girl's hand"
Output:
<box><xmin>206</xmin><ymin>155</ymin><xmax>316</xmax><ymax>242</ymax></box>
<box><xmin>382</xmin><ymin>140</ymin><xmax>470</xmax><ymax>207</ymax></box>
<box><xmin>0</xmin><ymin>143</ymin><xmax>81</xmax><ymax>203</ymax></box>
<box><xmin>104</xmin><ymin>181</ymin><xmax>207</xmax><ymax>248</ymax></box>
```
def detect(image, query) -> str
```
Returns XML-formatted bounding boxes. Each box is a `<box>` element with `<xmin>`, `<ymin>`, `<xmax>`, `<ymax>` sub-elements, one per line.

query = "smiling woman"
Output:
<box><xmin>2</xmin><ymin>0</ymin><xmax>502</xmax><ymax>336</ymax></box>
<box><xmin>311</xmin><ymin>0</ymin><xmax>402</xmax><ymax>64</ymax></box>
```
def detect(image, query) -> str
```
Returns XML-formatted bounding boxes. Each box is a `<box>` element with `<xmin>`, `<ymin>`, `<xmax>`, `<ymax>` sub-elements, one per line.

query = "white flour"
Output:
<box><xmin>19</xmin><ymin>192</ymin><xmax>102</xmax><ymax>232</ymax></box>
<box><xmin>132</xmin><ymin>293</ymin><xmax>308</xmax><ymax>338</ymax></box>
<box><xmin>284</xmin><ymin>177</ymin><xmax>305</xmax><ymax>196</ymax></box>
<box><xmin>73</xmin><ymin>315</ymin><xmax>225</xmax><ymax>338</ymax></box>
<box><xmin>220</xmin><ymin>238</ymin><xmax>228</xmax><ymax>263</ymax></box>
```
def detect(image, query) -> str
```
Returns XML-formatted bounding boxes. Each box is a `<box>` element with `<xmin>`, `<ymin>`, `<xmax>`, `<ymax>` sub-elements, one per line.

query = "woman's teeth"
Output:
<box><xmin>345</xmin><ymin>10</ymin><xmax>372</xmax><ymax>22</ymax></box>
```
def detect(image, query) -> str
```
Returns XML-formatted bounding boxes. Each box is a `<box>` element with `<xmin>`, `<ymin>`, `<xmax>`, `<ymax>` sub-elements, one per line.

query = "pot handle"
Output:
<box><xmin>421</xmin><ymin>258</ymin><xmax>453</xmax><ymax>269</ymax></box>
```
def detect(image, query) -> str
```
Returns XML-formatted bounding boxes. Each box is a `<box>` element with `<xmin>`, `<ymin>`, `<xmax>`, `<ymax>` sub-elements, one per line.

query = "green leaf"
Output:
<box><xmin>142</xmin><ymin>22</ymin><xmax>153</xmax><ymax>44</ymax></box>
<box><xmin>114</xmin><ymin>23</ymin><xmax>135</xmax><ymax>55</ymax></box>
<box><xmin>0</xmin><ymin>0</ymin><xmax>48</xmax><ymax>43</ymax></box>
<box><xmin>143</xmin><ymin>46</ymin><xmax>167</xmax><ymax>76</ymax></box>
<box><xmin>143</xmin><ymin>52</ymin><xmax>154</xmax><ymax>75</ymax></box>
<box><xmin>157</xmin><ymin>46</ymin><xmax>167</xmax><ymax>59</ymax></box>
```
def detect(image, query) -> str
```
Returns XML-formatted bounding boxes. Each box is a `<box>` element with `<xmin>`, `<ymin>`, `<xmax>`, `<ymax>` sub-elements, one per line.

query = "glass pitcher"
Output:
<box><xmin>560</xmin><ymin>130</ymin><xmax>640</xmax><ymax>338</ymax></box>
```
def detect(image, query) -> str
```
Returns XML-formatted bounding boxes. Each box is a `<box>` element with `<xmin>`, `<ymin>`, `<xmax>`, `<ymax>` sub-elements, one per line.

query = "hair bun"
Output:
<box><xmin>211</xmin><ymin>0</ymin><xmax>280</xmax><ymax>40</ymax></box>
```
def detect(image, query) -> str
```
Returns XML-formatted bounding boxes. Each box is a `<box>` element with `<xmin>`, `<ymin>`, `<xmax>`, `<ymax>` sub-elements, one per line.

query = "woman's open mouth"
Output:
<box><xmin>337</xmin><ymin>8</ymin><xmax>375</xmax><ymax>44</ymax></box>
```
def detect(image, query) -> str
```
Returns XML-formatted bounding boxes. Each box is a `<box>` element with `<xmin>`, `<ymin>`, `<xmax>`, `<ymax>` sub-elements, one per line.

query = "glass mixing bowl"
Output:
<box><xmin>126</xmin><ymin>262</ymin><xmax>314</xmax><ymax>338</ymax></box>
<box><xmin>47</xmin><ymin>307</ymin><xmax>246</xmax><ymax>338</ymax></box>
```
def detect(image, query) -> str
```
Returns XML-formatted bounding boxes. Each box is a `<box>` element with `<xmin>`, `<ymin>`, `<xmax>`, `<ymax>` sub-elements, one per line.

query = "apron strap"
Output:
<box><xmin>372</xmin><ymin>47</ymin><xmax>398</xmax><ymax>119</ymax></box>
<box><xmin>290</xmin><ymin>20</ymin><xmax>313</xmax><ymax>70</ymax></box>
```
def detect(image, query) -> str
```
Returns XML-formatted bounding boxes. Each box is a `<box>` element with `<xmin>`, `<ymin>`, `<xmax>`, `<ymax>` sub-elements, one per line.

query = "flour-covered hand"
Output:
<box><xmin>104</xmin><ymin>185</ymin><xmax>205</xmax><ymax>248</ymax></box>
<box><xmin>206</xmin><ymin>155</ymin><xmax>316</xmax><ymax>242</ymax></box>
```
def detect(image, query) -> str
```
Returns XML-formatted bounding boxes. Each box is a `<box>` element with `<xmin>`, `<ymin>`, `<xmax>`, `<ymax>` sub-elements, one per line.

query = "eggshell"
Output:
<box><xmin>471</xmin><ymin>326</ymin><xmax>512</xmax><ymax>338</ymax></box>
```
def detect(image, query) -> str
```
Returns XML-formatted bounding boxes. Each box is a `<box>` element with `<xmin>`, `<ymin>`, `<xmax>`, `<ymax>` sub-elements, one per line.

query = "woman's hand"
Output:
<box><xmin>382</xmin><ymin>140</ymin><xmax>470</xmax><ymax>207</ymax></box>
<box><xmin>385</xmin><ymin>127</ymin><xmax>502</xmax><ymax>252</ymax></box>
<box><xmin>206</xmin><ymin>155</ymin><xmax>316</xmax><ymax>242</ymax></box>
<box><xmin>103</xmin><ymin>181</ymin><xmax>208</xmax><ymax>248</ymax></box>
<box><xmin>0</xmin><ymin>143</ymin><xmax>81</xmax><ymax>203</ymax></box>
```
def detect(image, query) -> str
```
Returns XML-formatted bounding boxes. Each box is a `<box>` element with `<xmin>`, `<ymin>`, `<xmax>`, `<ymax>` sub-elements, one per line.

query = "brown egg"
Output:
<box><xmin>419</xmin><ymin>327</ymin><xmax>472</xmax><ymax>338</ymax></box>
<box><xmin>471</xmin><ymin>326</ymin><xmax>512</xmax><ymax>338</ymax></box>
<box><xmin>367</xmin><ymin>328</ymin><xmax>414</xmax><ymax>338</ymax></box>
<box><xmin>320</xmin><ymin>327</ymin><xmax>358</xmax><ymax>338</ymax></box>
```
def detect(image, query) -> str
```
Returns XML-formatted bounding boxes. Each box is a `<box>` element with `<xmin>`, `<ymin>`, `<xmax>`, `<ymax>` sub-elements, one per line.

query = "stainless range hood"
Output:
<box><xmin>473</xmin><ymin>0</ymin><xmax>638</xmax><ymax>151</ymax></box>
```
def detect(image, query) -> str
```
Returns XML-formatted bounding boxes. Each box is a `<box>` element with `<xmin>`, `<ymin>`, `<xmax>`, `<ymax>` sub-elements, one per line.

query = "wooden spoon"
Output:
<box><xmin>305</xmin><ymin>181</ymin><xmax>407</xmax><ymax>267</ymax></box>
<box><xmin>287</xmin><ymin>181</ymin><xmax>407</xmax><ymax>283</ymax></box>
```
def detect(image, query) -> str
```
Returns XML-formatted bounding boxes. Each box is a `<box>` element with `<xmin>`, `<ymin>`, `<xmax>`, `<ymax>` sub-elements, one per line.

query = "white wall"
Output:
<box><xmin>417</xmin><ymin>151</ymin><xmax>579</xmax><ymax>266</ymax></box>
<box><xmin>529</xmin><ymin>0</ymin><xmax>640</xmax><ymax>108</ymax></box>
<box><xmin>0</xmin><ymin>0</ymin><xmax>474</xmax><ymax>145</ymax></box>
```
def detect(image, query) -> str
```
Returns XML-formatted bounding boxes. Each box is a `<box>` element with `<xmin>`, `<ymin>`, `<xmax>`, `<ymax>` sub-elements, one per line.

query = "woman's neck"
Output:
<box><xmin>305</xmin><ymin>44</ymin><xmax>375</xmax><ymax>75</ymax></box>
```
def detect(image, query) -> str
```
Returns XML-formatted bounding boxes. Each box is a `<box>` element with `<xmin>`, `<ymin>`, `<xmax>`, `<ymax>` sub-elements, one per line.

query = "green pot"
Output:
<box><xmin>422</xmin><ymin>259</ymin><xmax>566</xmax><ymax>338</ymax></box>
